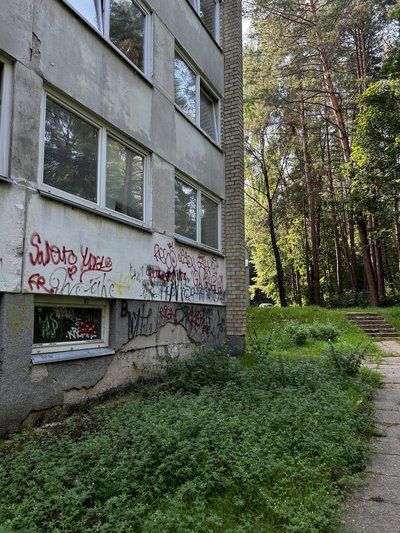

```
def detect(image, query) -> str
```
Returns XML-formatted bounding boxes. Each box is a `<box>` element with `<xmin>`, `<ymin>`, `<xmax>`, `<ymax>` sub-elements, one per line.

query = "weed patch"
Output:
<box><xmin>0</xmin><ymin>345</ymin><xmax>378</xmax><ymax>532</ymax></box>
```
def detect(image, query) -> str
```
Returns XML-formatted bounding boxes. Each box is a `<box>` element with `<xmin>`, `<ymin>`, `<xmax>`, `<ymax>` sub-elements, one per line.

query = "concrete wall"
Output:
<box><xmin>0</xmin><ymin>0</ymin><xmax>244</xmax><ymax>435</ymax></box>
<box><xmin>0</xmin><ymin>293</ymin><xmax>226</xmax><ymax>435</ymax></box>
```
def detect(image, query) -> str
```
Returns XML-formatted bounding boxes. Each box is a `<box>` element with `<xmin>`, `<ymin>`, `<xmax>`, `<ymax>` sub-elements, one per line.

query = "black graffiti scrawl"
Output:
<box><xmin>120</xmin><ymin>300</ymin><xmax>226</xmax><ymax>346</ymax></box>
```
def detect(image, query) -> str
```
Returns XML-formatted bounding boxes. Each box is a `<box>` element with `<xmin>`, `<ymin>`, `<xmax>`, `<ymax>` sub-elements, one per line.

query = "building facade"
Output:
<box><xmin>0</xmin><ymin>0</ymin><xmax>245</xmax><ymax>435</ymax></box>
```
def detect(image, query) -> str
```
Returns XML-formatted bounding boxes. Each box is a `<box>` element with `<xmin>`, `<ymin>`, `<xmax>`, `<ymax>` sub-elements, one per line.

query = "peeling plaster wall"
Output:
<box><xmin>0</xmin><ymin>294</ymin><xmax>226</xmax><ymax>436</ymax></box>
<box><xmin>0</xmin><ymin>0</ymin><xmax>237</xmax><ymax>436</ymax></box>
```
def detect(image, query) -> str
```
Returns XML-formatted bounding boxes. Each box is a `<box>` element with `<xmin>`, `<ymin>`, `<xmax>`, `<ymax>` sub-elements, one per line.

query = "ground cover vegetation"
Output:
<box><xmin>243</xmin><ymin>0</ymin><xmax>400</xmax><ymax>307</ymax></box>
<box><xmin>0</xmin><ymin>309</ymin><xmax>380</xmax><ymax>533</ymax></box>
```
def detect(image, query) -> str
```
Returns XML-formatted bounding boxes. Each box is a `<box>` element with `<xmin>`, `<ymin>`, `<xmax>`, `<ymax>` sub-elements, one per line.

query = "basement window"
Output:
<box><xmin>65</xmin><ymin>0</ymin><xmax>151</xmax><ymax>74</ymax></box>
<box><xmin>40</xmin><ymin>94</ymin><xmax>149</xmax><ymax>226</ymax></box>
<box><xmin>32</xmin><ymin>297</ymin><xmax>110</xmax><ymax>356</ymax></box>
<box><xmin>174</xmin><ymin>52</ymin><xmax>220</xmax><ymax>143</ymax></box>
<box><xmin>175</xmin><ymin>176</ymin><xmax>220</xmax><ymax>250</ymax></box>
<box><xmin>0</xmin><ymin>59</ymin><xmax>12</xmax><ymax>180</ymax></box>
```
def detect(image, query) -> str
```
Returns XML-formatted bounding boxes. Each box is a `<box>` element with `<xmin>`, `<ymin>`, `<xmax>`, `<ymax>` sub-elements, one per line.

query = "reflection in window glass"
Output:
<box><xmin>174</xmin><ymin>56</ymin><xmax>197</xmax><ymax>121</ymax></box>
<box><xmin>67</xmin><ymin>0</ymin><xmax>102</xmax><ymax>31</ymax></box>
<box><xmin>106</xmin><ymin>136</ymin><xmax>144</xmax><ymax>220</ymax></box>
<box><xmin>175</xmin><ymin>178</ymin><xmax>197</xmax><ymax>241</ymax></box>
<box><xmin>44</xmin><ymin>99</ymin><xmax>98</xmax><ymax>202</ymax></box>
<box><xmin>110</xmin><ymin>0</ymin><xmax>146</xmax><ymax>71</ymax></box>
<box><xmin>200</xmin><ymin>0</ymin><xmax>217</xmax><ymax>38</ymax></box>
<box><xmin>201</xmin><ymin>194</ymin><xmax>218</xmax><ymax>248</ymax></box>
<box><xmin>200</xmin><ymin>87</ymin><xmax>217</xmax><ymax>141</ymax></box>
<box><xmin>0</xmin><ymin>63</ymin><xmax>3</xmax><ymax>129</ymax></box>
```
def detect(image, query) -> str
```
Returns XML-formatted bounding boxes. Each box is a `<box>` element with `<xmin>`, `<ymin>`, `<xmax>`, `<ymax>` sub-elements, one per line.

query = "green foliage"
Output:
<box><xmin>0</xmin><ymin>324</ymin><xmax>379</xmax><ymax>533</ymax></box>
<box><xmin>325</xmin><ymin>341</ymin><xmax>367</xmax><ymax>376</ymax></box>
<box><xmin>285</xmin><ymin>320</ymin><xmax>309</xmax><ymax>345</ymax></box>
<box><xmin>308</xmin><ymin>322</ymin><xmax>340</xmax><ymax>342</ymax></box>
<box><xmin>247</xmin><ymin>306</ymin><xmax>379</xmax><ymax>358</ymax></box>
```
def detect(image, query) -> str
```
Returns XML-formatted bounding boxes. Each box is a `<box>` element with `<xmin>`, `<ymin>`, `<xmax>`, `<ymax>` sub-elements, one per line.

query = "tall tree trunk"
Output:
<box><xmin>300</xmin><ymin>98</ymin><xmax>322</xmax><ymax>305</ymax></box>
<box><xmin>394</xmin><ymin>192</ymin><xmax>400</xmax><ymax>272</ymax></box>
<box><xmin>260</xmin><ymin>141</ymin><xmax>287</xmax><ymax>307</ymax></box>
<box><xmin>308</xmin><ymin>0</ymin><xmax>379</xmax><ymax>305</ymax></box>
<box><xmin>325</xmin><ymin>116</ymin><xmax>343</xmax><ymax>294</ymax></box>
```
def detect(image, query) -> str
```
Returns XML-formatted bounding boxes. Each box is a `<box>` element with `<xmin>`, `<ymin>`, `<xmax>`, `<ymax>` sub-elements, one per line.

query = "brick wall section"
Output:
<box><xmin>222</xmin><ymin>0</ymin><xmax>247</xmax><ymax>352</ymax></box>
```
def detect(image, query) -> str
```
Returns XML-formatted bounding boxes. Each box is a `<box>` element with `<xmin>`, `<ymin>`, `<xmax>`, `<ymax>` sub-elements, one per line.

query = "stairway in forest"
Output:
<box><xmin>346</xmin><ymin>313</ymin><xmax>399</xmax><ymax>339</ymax></box>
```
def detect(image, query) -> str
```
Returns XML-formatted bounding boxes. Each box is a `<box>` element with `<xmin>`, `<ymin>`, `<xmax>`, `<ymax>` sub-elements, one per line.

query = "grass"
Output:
<box><xmin>247</xmin><ymin>306</ymin><xmax>381</xmax><ymax>359</ymax></box>
<box><xmin>0</xmin><ymin>307</ymin><xmax>383</xmax><ymax>533</ymax></box>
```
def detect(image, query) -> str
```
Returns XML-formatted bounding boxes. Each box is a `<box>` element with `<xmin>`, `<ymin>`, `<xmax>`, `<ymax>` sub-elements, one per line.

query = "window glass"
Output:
<box><xmin>110</xmin><ymin>0</ymin><xmax>146</xmax><ymax>71</ymax></box>
<box><xmin>34</xmin><ymin>305</ymin><xmax>103</xmax><ymax>345</ymax></box>
<box><xmin>0</xmin><ymin>63</ymin><xmax>3</xmax><ymax>124</ymax></box>
<box><xmin>201</xmin><ymin>194</ymin><xmax>218</xmax><ymax>248</ymax></box>
<box><xmin>68</xmin><ymin>0</ymin><xmax>102</xmax><ymax>30</ymax></box>
<box><xmin>44</xmin><ymin>99</ymin><xmax>98</xmax><ymax>203</ymax></box>
<box><xmin>200</xmin><ymin>87</ymin><xmax>217</xmax><ymax>141</ymax></box>
<box><xmin>200</xmin><ymin>0</ymin><xmax>217</xmax><ymax>38</ymax></box>
<box><xmin>175</xmin><ymin>178</ymin><xmax>197</xmax><ymax>241</ymax></box>
<box><xmin>106</xmin><ymin>136</ymin><xmax>144</xmax><ymax>220</ymax></box>
<box><xmin>174</xmin><ymin>56</ymin><xmax>197</xmax><ymax>121</ymax></box>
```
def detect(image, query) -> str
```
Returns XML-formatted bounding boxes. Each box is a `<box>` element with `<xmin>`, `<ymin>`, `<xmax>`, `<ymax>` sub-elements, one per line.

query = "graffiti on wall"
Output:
<box><xmin>33</xmin><ymin>306</ymin><xmax>102</xmax><ymax>344</ymax></box>
<box><xmin>25</xmin><ymin>232</ymin><xmax>225</xmax><ymax>305</ymax></box>
<box><xmin>120</xmin><ymin>300</ymin><xmax>226</xmax><ymax>344</ymax></box>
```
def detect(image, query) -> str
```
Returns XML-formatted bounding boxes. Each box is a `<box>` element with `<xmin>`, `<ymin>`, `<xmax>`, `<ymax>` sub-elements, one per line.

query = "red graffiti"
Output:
<box><xmin>146</xmin><ymin>266</ymin><xmax>186</xmax><ymax>282</ymax></box>
<box><xmin>187</xmin><ymin>310</ymin><xmax>209</xmax><ymax>333</ymax></box>
<box><xmin>76</xmin><ymin>318</ymin><xmax>96</xmax><ymax>336</ymax></box>
<box><xmin>80</xmin><ymin>246</ymin><xmax>112</xmax><ymax>281</ymax></box>
<box><xmin>29</xmin><ymin>232</ymin><xmax>78</xmax><ymax>268</ymax></box>
<box><xmin>28</xmin><ymin>273</ymin><xmax>55</xmax><ymax>294</ymax></box>
<box><xmin>154</xmin><ymin>242</ymin><xmax>177</xmax><ymax>269</ymax></box>
<box><xmin>159</xmin><ymin>305</ymin><xmax>178</xmax><ymax>324</ymax></box>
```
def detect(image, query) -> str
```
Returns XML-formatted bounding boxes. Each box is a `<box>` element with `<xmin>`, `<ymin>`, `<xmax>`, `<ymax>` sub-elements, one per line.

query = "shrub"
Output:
<box><xmin>325</xmin><ymin>341</ymin><xmax>366</xmax><ymax>376</ymax></box>
<box><xmin>285</xmin><ymin>321</ymin><xmax>308</xmax><ymax>346</ymax></box>
<box><xmin>309</xmin><ymin>322</ymin><xmax>340</xmax><ymax>342</ymax></box>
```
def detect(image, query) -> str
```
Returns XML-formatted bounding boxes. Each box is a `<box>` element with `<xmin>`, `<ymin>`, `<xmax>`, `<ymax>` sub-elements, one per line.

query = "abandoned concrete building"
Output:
<box><xmin>0</xmin><ymin>0</ymin><xmax>246</xmax><ymax>435</ymax></box>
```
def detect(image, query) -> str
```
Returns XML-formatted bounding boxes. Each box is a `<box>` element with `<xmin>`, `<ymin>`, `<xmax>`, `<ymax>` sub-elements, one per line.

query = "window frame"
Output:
<box><xmin>0</xmin><ymin>57</ymin><xmax>12</xmax><ymax>180</ymax></box>
<box><xmin>174</xmin><ymin>50</ymin><xmax>220</xmax><ymax>144</ymax></box>
<box><xmin>175</xmin><ymin>174</ymin><xmax>221</xmax><ymax>253</ymax></box>
<box><xmin>38</xmin><ymin>92</ymin><xmax>151</xmax><ymax>228</ymax></box>
<box><xmin>63</xmin><ymin>0</ymin><xmax>152</xmax><ymax>77</ymax></box>
<box><xmin>32</xmin><ymin>297</ymin><xmax>110</xmax><ymax>355</ymax></box>
<box><xmin>187</xmin><ymin>0</ymin><xmax>220</xmax><ymax>43</ymax></box>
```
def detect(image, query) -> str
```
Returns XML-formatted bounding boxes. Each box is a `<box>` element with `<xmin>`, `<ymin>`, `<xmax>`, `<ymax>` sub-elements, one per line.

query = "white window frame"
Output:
<box><xmin>187</xmin><ymin>0</ymin><xmax>220</xmax><ymax>43</ymax></box>
<box><xmin>38</xmin><ymin>92</ymin><xmax>151</xmax><ymax>228</ymax></box>
<box><xmin>0</xmin><ymin>58</ymin><xmax>12</xmax><ymax>179</ymax></box>
<box><xmin>174</xmin><ymin>50</ymin><xmax>220</xmax><ymax>144</ymax></box>
<box><xmin>63</xmin><ymin>0</ymin><xmax>152</xmax><ymax>76</ymax></box>
<box><xmin>175</xmin><ymin>174</ymin><xmax>221</xmax><ymax>252</ymax></box>
<box><xmin>32</xmin><ymin>297</ymin><xmax>110</xmax><ymax>355</ymax></box>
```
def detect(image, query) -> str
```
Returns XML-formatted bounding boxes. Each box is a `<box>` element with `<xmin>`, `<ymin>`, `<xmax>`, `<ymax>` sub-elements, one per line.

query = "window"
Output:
<box><xmin>188</xmin><ymin>0</ymin><xmax>220</xmax><ymax>42</ymax></box>
<box><xmin>0</xmin><ymin>59</ymin><xmax>12</xmax><ymax>179</ymax></box>
<box><xmin>174</xmin><ymin>53</ymin><xmax>220</xmax><ymax>143</ymax></box>
<box><xmin>32</xmin><ymin>297</ymin><xmax>110</xmax><ymax>355</ymax></box>
<box><xmin>175</xmin><ymin>176</ymin><xmax>220</xmax><ymax>250</ymax></box>
<box><xmin>41</xmin><ymin>94</ymin><xmax>149</xmax><ymax>225</ymax></box>
<box><xmin>65</xmin><ymin>0</ymin><xmax>150</xmax><ymax>74</ymax></box>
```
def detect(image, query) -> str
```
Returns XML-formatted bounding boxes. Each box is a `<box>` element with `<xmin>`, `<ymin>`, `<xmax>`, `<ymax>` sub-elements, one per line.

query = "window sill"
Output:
<box><xmin>31</xmin><ymin>347</ymin><xmax>115</xmax><ymax>365</ymax></box>
<box><xmin>0</xmin><ymin>174</ymin><xmax>11</xmax><ymax>183</ymax></box>
<box><xmin>38</xmin><ymin>188</ymin><xmax>153</xmax><ymax>234</ymax></box>
<box><xmin>174</xmin><ymin>105</ymin><xmax>223</xmax><ymax>152</ymax></box>
<box><xmin>174</xmin><ymin>235</ymin><xmax>224</xmax><ymax>258</ymax></box>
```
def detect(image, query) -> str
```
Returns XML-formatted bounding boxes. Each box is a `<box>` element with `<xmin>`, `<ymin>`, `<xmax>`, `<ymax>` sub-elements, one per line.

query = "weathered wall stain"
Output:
<box><xmin>7</xmin><ymin>300</ymin><xmax>31</xmax><ymax>337</ymax></box>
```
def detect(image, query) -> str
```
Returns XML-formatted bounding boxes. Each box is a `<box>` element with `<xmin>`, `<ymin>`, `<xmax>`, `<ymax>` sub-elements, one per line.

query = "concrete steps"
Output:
<box><xmin>346</xmin><ymin>313</ymin><xmax>399</xmax><ymax>339</ymax></box>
